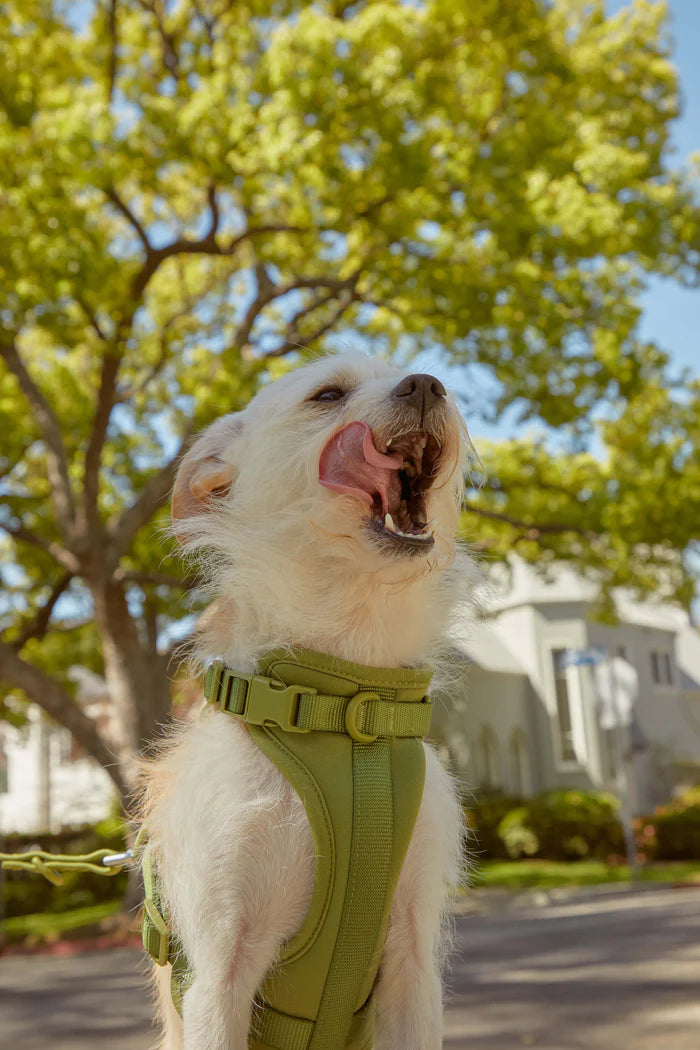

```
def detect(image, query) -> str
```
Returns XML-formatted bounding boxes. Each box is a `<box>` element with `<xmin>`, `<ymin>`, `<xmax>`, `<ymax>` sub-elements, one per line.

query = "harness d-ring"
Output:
<box><xmin>345</xmin><ymin>692</ymin><xmax>380</xmax><ymax>743</ymax></box>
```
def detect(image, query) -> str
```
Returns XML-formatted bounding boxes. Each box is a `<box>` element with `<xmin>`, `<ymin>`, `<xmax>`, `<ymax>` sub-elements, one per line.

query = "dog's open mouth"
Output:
<box><xmin>319</xmin><ymin>421</ymin><xmax>442</xmax><ymax>552</ymax></box>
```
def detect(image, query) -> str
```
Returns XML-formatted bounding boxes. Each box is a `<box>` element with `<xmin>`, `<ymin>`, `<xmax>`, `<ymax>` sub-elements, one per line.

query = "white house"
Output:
<box><xmin>435</xmin><ymin>559</ymin><xmax>700</xmax><ymax>814</ymax></box>
<box><xmin>0</xmin><ymin>668</ymin><xmax>116</xmax><ymax>835</ymax></box>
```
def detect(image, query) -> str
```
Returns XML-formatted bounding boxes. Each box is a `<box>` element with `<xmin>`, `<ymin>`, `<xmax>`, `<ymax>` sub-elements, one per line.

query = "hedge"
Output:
<box><xmin>466</xmin><ymin>790</ymin><xmax>624</xmax><ymax>862</ymax></box>
<box><xmin>467</xmin><ymin>787</ymin><xmax>700</xmax><ymax>862</ymax></box>
<box><xmin>652</xmin><ymin>788</ymin><xmax>700</xmax><ymax>860</ymax></box>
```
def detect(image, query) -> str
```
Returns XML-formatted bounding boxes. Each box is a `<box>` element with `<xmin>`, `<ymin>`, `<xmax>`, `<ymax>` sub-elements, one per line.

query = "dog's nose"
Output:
<box><xmin>391</xmin><ymin>373</ymin><xmax>447</xmax><ymax>415</ymax></box>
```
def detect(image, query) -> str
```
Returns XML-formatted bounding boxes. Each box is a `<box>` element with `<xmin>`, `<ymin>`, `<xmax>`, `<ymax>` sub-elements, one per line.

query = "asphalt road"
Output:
<box><xmin>2</xmin><ymin>887</ymin><xmax>699</xmax><ymax>1049</ymax></box>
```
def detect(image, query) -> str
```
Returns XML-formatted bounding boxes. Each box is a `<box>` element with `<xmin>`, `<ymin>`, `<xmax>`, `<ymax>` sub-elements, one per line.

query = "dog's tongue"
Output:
<box><xmin>319</xmin><ymin>422</ymin><xmax>402</xmax><ymax>513</ymax></box>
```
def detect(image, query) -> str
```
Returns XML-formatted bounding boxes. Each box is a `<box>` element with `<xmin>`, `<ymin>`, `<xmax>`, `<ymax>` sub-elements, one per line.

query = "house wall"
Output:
<box><xmin>432</xmin><ymin>663</ymin><xmax>542</xmax><ymax>798</ymax></box>
<box><xmin>0</xmin><ymin>713</ymin><xmax>115</xmax><ymax>834</ymax></box>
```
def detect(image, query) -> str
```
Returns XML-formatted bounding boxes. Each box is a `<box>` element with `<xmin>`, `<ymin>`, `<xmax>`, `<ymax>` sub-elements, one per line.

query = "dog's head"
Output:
<box><xmin>173</xmin><ymin>353</ymin><xmax>473</xmax><ymax>663</ymax></box>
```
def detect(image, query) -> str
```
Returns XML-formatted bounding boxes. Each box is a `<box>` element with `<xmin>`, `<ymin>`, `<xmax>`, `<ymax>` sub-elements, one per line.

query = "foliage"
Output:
<box><xmin>465</xmin><ymin>793</ymin><xmax>525</xmax><ymax>859</ymax></box>
<box><xmin>1</xmin><ymin>818</ymin><xmax>129</xmax><ymax>919</ymax></box>
<box><xmin>1</xmin><ymin>900</ymin><xmax>123</xmax><ymax>946</ymax></box>
<box><xmin>652</xmin><ymin>790</ymin><xmax>700</xmax><ymax>860</ymax></box>
<box><xmin>467</xmin><ymin>789</ymin><xmax>624</xmax><ymax>861</ymax></box>
<box><xmin>0</xmin><ymin>0</ymin><xmax>698</xmax><ymax>781</ymax></box>
<box><xmin>512</xmin><ymin>790</ymin><xmax>625</xmax><ymax>860</ymax></box>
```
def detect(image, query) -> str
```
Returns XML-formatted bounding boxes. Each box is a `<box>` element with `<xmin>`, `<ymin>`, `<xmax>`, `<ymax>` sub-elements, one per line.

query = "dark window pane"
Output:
<box><xmin>552</xmin><ymin>649</ymin><xmax>576</xmax><ymax>762</ymax></box>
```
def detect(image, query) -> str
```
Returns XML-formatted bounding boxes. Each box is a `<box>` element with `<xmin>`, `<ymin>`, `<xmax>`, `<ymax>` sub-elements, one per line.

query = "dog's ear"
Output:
<box><xmin>172</xmin><ymin>413</ymin><xmax>244</xmax><ymax>539</ymax></box>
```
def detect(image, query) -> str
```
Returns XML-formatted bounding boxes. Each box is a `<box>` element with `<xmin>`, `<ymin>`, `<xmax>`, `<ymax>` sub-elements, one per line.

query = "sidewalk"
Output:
<box><xmin>454</xmin><ymin>878</ymin><xmax>700</xmax><ymax>915</ymax></box>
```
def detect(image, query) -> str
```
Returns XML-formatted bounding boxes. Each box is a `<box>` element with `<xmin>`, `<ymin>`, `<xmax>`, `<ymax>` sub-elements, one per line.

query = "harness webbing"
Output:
<box><xmin>308</xmin><ymin>740</ymin><xmax>393</xmax><ymax>1049</ymax></box>
<box><xmin>204</xmin><ymin>663</ymin><xmax>432</xmax><ymax>741</ymax></box>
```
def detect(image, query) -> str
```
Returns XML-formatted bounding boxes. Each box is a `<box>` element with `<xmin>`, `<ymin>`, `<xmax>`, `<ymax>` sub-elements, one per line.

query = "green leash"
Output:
<box><xmin>0</xmin><ymin>847</ymin><xmax>134</xmax><ymax>886</ymax></box>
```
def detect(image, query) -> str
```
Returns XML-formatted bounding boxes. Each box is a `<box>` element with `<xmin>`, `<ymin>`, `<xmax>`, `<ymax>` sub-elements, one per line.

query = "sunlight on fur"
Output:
<box><xmin>138</xmin><ymin>351</ymin><xmax>479</xmax><ymax>1050</ymax></box>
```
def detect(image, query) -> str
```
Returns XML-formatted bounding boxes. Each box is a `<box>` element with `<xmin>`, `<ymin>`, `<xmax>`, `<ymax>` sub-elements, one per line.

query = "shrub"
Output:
<box><xmin>464</xmin><ymin>793</ymin><xmax>524</xmax><ymax>859</ymax></box>
<box><xmin>497</xmin><ymin>807</ymin><xmax>539</xmax><ymax>859</ymax></box>
<box><xmin>466</xmin><ymin>789</ymin><xmax>625</xmax><ymax>861</ymax></box>
<box><xmin>654</xmin><ymin>789</ymin><xmax>700</xmax><ymax>860</ymax></box>
<box><xmin>2</xmin><ymin>818</ymin><xmax>129</xmax><ymax>918</ymax></box>
<box><xmin>522</xmin><ymin>791</ymin><xmax>624</xmax><ymax>861</ymax></box>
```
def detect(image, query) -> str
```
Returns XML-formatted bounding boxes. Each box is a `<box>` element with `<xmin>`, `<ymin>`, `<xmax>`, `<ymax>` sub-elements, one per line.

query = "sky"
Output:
<box><xmin>609</xmin><ymin>0</ymin><xmax>699</xmax><ymax>379</ymax></box>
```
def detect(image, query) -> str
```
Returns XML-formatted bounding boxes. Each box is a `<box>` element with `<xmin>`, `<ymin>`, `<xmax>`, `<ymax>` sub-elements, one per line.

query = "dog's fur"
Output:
<box><xmin>139</xmin><ymin>352</ymin><xmax>475</xmax><ymax>1050</ymax></box>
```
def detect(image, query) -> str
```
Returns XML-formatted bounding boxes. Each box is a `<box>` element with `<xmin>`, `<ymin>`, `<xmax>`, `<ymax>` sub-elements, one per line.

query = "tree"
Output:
<box><xmin>1</xmin><ymin>0</ymin><xmax>698</xmax><ymax>801</ymax></box>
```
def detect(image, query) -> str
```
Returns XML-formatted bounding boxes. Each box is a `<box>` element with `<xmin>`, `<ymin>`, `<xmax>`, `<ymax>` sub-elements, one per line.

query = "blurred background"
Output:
<box><xmin>0</xmin><ymin>1</ymin><xmax>699</xmax><ymax>1047</ymax></box>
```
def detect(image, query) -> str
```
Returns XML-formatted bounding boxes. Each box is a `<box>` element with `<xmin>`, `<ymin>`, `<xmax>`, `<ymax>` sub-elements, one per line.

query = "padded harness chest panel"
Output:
<box><xmin>145</xmin><ymin>650</ymin><xmax>432</xmax><ymax>1050</ymax></box>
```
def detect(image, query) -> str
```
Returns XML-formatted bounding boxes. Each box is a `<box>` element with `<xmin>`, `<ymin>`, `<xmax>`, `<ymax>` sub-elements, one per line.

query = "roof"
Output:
<box><xmin>485</xmin><ymin>557</ymin><xmax>691</xmax><ymax>634</ymax></box>
<box><xmin>448</xmin><ymin>613</ymin><xmax>527</xmax><ymax>675</ymax></box>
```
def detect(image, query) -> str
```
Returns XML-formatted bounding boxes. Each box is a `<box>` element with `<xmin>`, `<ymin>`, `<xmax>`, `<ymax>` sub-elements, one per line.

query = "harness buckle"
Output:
<box><xmin>345</xmin><ymin>692</ymin><xmax>380</xmax><ymax>744</ymax></box>
<box><xmin>241</xmin><ymin>675</ymin><xmax>313</xmax><ymax>734</ymax></box>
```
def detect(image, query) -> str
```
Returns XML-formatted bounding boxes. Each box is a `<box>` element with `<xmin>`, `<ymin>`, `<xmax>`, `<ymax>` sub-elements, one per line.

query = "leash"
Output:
<box><xmin>0</xmin><ymin>831</ymin><xmax>142</xmax><ymax>885</ymax></box>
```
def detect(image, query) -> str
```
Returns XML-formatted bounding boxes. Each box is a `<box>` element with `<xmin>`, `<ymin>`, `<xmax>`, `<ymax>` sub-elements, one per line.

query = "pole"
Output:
<box><xmin>606</xmin><ymin>656</ymin><xmax>638</xmax><ymax>879</ymax></box>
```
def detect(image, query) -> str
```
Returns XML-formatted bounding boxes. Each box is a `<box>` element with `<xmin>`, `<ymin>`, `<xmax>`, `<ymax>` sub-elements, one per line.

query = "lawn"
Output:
<box><xmin>473</xmin><ymin>859</ymin><xmax>700</xmax><ymax>890</ymax></box>
<box><xmin>1</xmin><ymin>900</ymin><xmax>123</xmax><ymax>944</ymax></box>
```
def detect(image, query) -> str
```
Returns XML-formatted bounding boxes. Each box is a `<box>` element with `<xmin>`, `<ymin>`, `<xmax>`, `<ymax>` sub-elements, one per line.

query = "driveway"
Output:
<box><xmin>2</xmin><ymin>887</ymin><xmax>699</xmax><ymax>1049</ymax></box>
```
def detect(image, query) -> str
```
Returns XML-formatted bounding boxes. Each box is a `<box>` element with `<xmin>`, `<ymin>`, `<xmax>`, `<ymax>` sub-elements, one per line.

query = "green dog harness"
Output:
<box><xmin>142</xmin><ymin>649</ymin><xmax>432</xmax><ymax>1050</ymax></box>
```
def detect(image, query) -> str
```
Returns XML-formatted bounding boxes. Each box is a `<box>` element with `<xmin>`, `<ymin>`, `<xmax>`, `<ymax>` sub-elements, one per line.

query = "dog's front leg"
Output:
<box><xmin>373</xmin><ymin>746</ymin><xmax>463</xmax><ymax>1050</ymax></box>
<box><xmin>181</xmin><ymin>921</ymin><xmax>279</xmax><ymax>1050</ymax></box>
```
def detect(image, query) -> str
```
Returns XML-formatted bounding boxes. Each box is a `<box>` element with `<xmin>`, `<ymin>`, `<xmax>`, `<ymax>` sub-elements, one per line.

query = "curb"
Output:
<box><xmin>453</xmin><ymin>880</ymin><xmax>700</xmax><ymax>916</ymax></box>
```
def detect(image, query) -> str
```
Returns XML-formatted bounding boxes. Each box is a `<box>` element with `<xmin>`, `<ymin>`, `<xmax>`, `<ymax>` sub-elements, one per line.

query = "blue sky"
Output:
<box><xmin>609</xmin><ymin>0</ymin><xmax>699</xmax><ymax>379</ymax></box>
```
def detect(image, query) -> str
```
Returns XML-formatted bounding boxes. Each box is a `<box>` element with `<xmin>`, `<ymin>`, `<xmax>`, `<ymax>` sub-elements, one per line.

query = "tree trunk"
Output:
<box><xmin>91</xmin><ymin>578</ymin><xmax>173</xmax><ymax>791</ymax></box>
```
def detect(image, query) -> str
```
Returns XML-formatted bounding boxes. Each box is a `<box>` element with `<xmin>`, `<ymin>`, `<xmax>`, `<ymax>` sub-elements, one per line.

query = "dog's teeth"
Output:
<box><xmin>384</xmin><ymin>512</ymin><xmax>396</xmax><ymax>532</ymax></box>
<box><xmin>386</xmin><ymin>438</ymin><xmax>393</xmax><ymax>448</ymax></box>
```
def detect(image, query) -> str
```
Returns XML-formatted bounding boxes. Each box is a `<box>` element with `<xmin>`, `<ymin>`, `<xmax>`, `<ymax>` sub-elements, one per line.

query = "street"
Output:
<box><xmin>1</xmin><ymin>888</ymin><xmax>699</xmax><ymax>1049</ymax></box>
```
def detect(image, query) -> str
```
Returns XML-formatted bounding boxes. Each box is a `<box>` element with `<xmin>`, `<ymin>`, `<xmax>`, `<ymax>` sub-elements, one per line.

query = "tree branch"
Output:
<box><xmin>463</xmin><ymin>501</ymin><xmax>596</xmax><ymax>539</ymax></box>
<box><xmin>81</xmin><ymin>350</ymin><xmax>122</xmax><ymax>534</ymax></box>
<box><xmin>0</xmin><ymin>642</ymin><xmax>128</xmax><ymax>800</ymax></box>
<box><xmin>106</xmin><ymin>432</ymin><xmax>192</xmax><ymax>569</ymax></box>
<box><xmin>0</xmin><ymin>342</ymin><xmax>76</xmax><ymax>535</ymax></box>
<box><xmin>1</xmin><ymin>522</ymin><xmax>81</xmax><ymax>573</ymax></box>
<box><xmin>104</xmin><ymin>186</ymin><xmax>152</xmax><ymax>252</ymax></box>
<box><xmin>74</xmin><ymin>292</ymin><xmax>108</xmax><ymax>341</ymax></box>
<box><xmin>266</xmin><ymin>291</ymin><xmax>358</xmax><ymax>359</ymax></box>
<box><xmin>232</xmin><ymin>270</ymin><xmax>362</xmax><ymax>357</ymax></box>
<box><xmin>117</xmin><ymin>569</ymin><xmax>201</xmax><ymax>590</ymax></box>
<box><xmin>9</xmin><ymin>573</ymin><xmax>73</xmax><ymax>650</ymax></box>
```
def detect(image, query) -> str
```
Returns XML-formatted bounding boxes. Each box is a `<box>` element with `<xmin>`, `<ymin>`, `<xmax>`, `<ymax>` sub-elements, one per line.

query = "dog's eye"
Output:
<box><xmin>311</xmin><ymin>387</ymin><xmax>347</xmax><ymax>404</ymax></box>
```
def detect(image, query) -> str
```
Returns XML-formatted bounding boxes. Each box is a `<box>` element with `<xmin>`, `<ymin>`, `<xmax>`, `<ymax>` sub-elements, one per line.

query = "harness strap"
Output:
<box><xmin>204</xmin><ymin>662</ymin><xmax>432</xmax><ymax>741</ymax></box>
<box><xmin>307</xmin><ymin>739</ymin><xmax>394</xmax><ymax>1049</ymax></box>
<box><xmin>251</xmin><ymin>997</ymin><xmax>374</xmax><ymax>1050</ymax></box>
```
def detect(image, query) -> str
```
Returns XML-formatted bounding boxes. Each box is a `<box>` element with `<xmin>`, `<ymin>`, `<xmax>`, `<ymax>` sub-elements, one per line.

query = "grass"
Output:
<box><xmin>472</xmin><ymin>859</ymin><xmax>700</xmax><ymax>890</ymax></box>
<box><xmin>1</xmin><ymin>900</ymin><xmax>122</xmax><ymax>944</ymax></box>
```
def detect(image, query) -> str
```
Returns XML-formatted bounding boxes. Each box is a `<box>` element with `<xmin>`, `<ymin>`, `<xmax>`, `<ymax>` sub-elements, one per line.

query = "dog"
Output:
<box><xmin>139</xmin><ymin>352</ymin><xmax>474</xmax><ymax>1050</ymax></box>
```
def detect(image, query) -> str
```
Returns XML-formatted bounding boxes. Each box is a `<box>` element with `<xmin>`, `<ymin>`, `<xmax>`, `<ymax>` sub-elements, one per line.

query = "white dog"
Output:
<box><xmin>139</xmin><ymin>352</ymin><xmax>473</xmax><ymax>1050</ymax></box>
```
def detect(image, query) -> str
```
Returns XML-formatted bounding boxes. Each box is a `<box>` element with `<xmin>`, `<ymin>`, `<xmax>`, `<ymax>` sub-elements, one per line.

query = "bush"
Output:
<box><xmin>654</xmin><ymin>789</ymin><xmax>700</xmax><ymax>860</ymax></box>
<box><xmin>1</xmin><ymin>818</ymin><xmax>129</xmax><ymax>918</ymax></box>
<box><xmin>464</xmin><ymin>793</ymin><xmax>524</xmax><ymax>860</ymax></box>
<box><xmin>521</xmin><ymin>791</ymin><xmax>624</xmax><ymax>861</ymax></box>
<box><xmin>497</xmin><ymin>807</ymin><xmax>539</xmax><ymax>859</ymax></box>
<box><xmin>466</xmin><ymin>790</ymin><xmax>625</xmax><ymax>861</ymax></box>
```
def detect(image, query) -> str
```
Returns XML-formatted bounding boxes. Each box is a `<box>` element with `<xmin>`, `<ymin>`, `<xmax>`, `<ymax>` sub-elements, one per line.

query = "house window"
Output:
<box><xmin>476</xmin><ymin>726</ymin><xmax>501</xmax><ymax>790</ymax></box>
<box><xmin>616</xmin><ymin>645</ymin><xmax>627</xmax><ymax>661</ymax></box>
<box><xmin>509</xmin><ymin>730</ymin><xmax>529</xmax><ymax>796</ymax></box>
<box><xmin>650</xmin><ymin>650</ymin><xmax>673</xmax><ymax>686</ymax></box>
<box><xmin>552</xmin><ymin>649</ymin><xmax>576</xmax><ymax>762</ymax></box>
